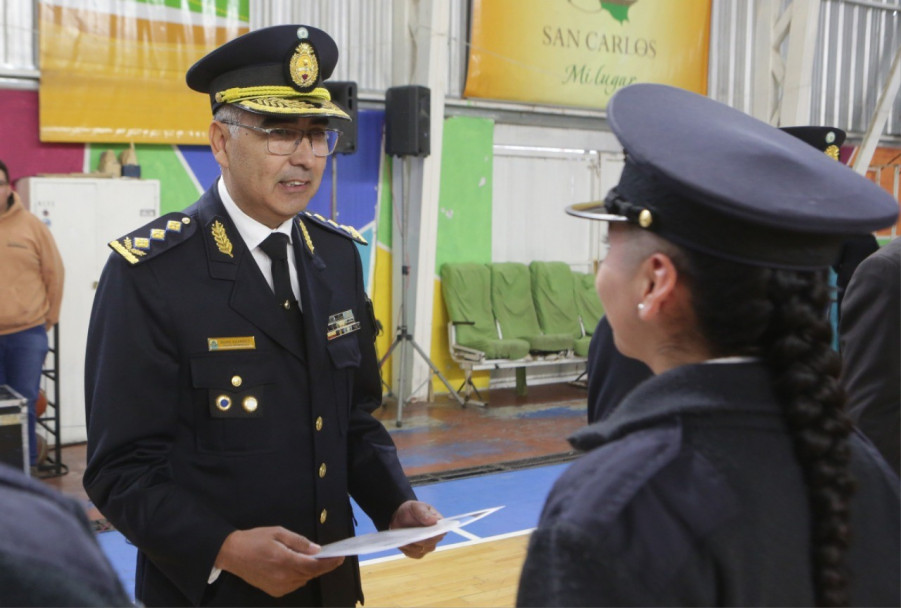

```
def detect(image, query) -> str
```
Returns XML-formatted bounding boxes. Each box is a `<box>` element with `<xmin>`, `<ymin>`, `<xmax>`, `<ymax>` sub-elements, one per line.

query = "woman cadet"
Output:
<box><xmin>516</xmin><ymin>83</ymin><xmax>900</xmax><ymax>607</ymax></box>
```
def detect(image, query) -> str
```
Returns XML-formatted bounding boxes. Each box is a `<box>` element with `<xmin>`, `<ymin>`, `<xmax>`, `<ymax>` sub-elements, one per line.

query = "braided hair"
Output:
<box><xmin>671</xmin><ymin>244</ymin><xmax>855</xmax><ymax>607</ymax></box>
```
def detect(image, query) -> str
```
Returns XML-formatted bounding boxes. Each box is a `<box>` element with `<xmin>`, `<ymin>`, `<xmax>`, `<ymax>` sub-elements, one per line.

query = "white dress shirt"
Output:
<box><xmin>217</xmin><ymin>178</ymin><xmax>302</xmax><ymax>310</ymax></box>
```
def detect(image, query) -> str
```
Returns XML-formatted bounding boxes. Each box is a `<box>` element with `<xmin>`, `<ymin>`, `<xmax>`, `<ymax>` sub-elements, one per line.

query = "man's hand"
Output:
<box><xmin>215</xmin><ymin>527</ymin><xmax>344</xmax><ymax>598</ymax></box>
<box><xmin>389</xmin><ymin>500</ymin><xmax>444</xmax><ymax>559</ymax></box>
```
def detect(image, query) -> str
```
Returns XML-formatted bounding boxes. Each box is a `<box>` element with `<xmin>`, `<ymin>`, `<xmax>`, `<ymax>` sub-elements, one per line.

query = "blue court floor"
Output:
<box><xmin>95</xmin><ymin>462</ymin><xmax>572</xmax><ymax>599</ymax></box>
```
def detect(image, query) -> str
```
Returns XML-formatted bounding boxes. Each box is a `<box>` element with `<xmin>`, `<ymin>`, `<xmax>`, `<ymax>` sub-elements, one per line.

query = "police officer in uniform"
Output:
<box><xmin>584</xmin><ymin>125</ymin><xmax>851</xmax><ymax>425</ymax></box>
<box><xmin>84</xmin><ymin>25</ymin><xmax>441</xmax><ymax>607</ymax></box>
<box><xmin>517</xmin><ymin>84</ymin><xmax>900</xmax><ymax>607</ymax></box>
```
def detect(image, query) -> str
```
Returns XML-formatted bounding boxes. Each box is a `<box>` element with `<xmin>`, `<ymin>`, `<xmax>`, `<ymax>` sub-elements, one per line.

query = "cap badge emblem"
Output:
<box><xmin>288</xmin><ymin>42</ymin><xmax>319</xmax><ymax>91</ymax></box>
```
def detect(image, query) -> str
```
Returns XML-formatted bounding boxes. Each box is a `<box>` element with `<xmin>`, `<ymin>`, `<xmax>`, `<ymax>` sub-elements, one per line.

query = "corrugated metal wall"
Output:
<box><xmin>250</xmin><ymin>0</ymin><xmax>396</xmax><ymax>93</ymax></box>
<box><xmin>0</xmin><ymin>1</ymin><xmax>897</xmax><ymax>134</ymax></box>
<box><xmin>249</xmin><ymin>0</ymin><xmax>471</xmax><ymax>97</ymax></box>
<box><xmin>816</xmin><ymin>0</ymin><xmax>900</xmax><ymax>133</ymax></box>
<box><xmin>709</xmin><ymin>0</ymin><xmax>900</xmax><ymax>137</ymax></box>
<box><xmin>251</xmin><ymin>0</ymin><xmax>899</xmax><ymax>136</ymax></box>
<box><xmin>0</xmin><ymin>0</ymin><xmax>36</xmax><ymax>83</ymax></box>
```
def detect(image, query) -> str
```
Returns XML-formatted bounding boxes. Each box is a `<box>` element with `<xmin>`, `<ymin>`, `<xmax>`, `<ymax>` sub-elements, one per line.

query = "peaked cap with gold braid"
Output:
<box><xmin>186</xmin><ymin>24</ymin><xmax>350</xmax><ymax>120</ymax></box>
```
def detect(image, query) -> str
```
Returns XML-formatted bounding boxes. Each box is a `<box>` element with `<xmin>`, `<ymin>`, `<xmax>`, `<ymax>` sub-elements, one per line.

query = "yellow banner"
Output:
<box><xmin>39</xmin><ymin>0</ymin><xmax>248</xmax><ymax>144</ymax></box>
<box><xmin>464</xmin><ymin>0</ymin><xmax>711</xmax><ymax>109</ymax></box>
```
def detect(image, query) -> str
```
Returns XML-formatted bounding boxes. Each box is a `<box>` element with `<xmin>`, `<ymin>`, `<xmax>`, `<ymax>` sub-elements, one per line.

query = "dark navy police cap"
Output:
<box><xmin>186</xmin><ymin>24</ymin><xmax>350</xmax><ymax>120</ymax></box>
<box><xmin>568</xmin><ymin>84</ymin><xmax>898</xmax><ymax>270</ymax></box>
<box><xmin>781</xmin><ymin>125</ymin><xmax>846</xmax><ymax>161</ymax></box>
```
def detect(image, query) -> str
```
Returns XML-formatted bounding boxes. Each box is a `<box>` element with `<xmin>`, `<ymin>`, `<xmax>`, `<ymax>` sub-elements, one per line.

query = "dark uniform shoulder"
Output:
<box><xmin>299</xmin><ymin>211</ymin><xmax>368</xmax><ymax>245</ymax></box>
<box><xmin>108</xmin><ymin>212</ymin><xmax>197</xmax><ymax>265</ymax></box>
<box><xmin>552</xmin><ymin>423</ymin><xmax>684</xmax><ymax>524</ymax></box>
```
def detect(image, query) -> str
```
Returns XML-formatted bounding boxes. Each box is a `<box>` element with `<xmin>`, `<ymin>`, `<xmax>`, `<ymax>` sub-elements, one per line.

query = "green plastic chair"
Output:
<box><xmin>573</xmin><ymin>271</ymin><xmax>605</xmax><ymax>336</ymax></box>
<box><xmin>490</xmin><ymin>262</ymin><xmax>575</xmax><ymax>353</ymax></box>
<box><xmin>440</xmin><ymin>263</ymin><xmax>530</xmax><ymax>360</ymax></box>
<box><xmin>530</xmin><ymin>261</ymin><xmax>592</xmax><ymax>357</ymax></box>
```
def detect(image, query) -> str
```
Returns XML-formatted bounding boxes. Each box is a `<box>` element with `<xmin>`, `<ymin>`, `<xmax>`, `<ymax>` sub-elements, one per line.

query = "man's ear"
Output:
<box><xmin>637</xmin><ymin>252</ymin><xmax>681</xmax><ymax>319</ymax></box>
<box><xmin>209</xmin><ymin>121</ymin><xmax>230</xmax><ymax>168</ymax></box>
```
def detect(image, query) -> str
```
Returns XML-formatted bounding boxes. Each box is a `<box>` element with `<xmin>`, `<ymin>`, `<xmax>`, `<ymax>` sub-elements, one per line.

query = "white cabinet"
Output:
<box><xmin>20</xmin><ymin>177</ymin><xmax>160</xmax><ymax>444</ymax></box>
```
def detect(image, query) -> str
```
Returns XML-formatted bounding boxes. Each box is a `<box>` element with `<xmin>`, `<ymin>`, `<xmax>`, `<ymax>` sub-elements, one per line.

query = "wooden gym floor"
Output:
<box><xmin>39</xmin><ymin>381</ymin><xmax>590</xmax><ymax>607</ymax></box>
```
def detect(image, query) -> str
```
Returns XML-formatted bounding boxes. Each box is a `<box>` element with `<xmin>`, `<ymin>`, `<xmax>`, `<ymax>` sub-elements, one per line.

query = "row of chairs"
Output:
<box><xmin>440</xmin><ymin>261</ymin><xmax>604</xmax><ymax>403</ymax></box>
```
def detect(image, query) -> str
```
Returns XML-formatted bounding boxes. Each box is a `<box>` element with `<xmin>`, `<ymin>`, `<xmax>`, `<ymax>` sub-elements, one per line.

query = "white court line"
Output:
<box><xmin>359</xmin><ymin>528</ymin><xmax>534</xmax><ymax>566</ymax></box>
<box><xmin>450</xmin><ymin>527</ymin><xmax>481</xmax><ymax>541</ymax></box>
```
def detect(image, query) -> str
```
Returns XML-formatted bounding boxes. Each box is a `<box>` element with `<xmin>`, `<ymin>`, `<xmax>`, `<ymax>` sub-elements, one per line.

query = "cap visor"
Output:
<box><xmin>235</xmin><ymin>97</ymin><xmax>351</xmax><ymax>120</ymax></box>
<box><xmin>566</xmin><ymin>201</ymin><xmax>629</xmax><ymax>222</ymax></box>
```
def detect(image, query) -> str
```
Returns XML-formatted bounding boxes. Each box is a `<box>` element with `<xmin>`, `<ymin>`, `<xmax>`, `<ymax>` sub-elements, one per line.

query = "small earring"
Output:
<box><xmin>637</xmin><ymin>303</ymin><xmax>646</xmax><ymax>311</ymax></box>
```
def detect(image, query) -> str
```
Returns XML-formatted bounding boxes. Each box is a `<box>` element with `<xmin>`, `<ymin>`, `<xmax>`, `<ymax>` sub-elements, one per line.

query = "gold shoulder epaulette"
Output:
<box><xmin>300</xmin><ymin>211</ymin><xmax>368</xmax><ymax>245</ymax></box>
<box><xmin>109</xmin><ymin>213</ymin><xmax>196</xmax><ymax>265</ymax></box>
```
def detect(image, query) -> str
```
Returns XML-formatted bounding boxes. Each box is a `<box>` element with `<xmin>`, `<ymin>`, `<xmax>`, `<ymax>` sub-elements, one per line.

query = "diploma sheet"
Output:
<box><xmin>314</xmin><ymin>506</ymin><xmax>503</xmax><ymax>558</ymax></box>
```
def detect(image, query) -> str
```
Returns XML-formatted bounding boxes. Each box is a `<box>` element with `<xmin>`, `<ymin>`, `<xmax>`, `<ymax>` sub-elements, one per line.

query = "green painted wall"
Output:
<box><xmin>435</xmin><ymin>116</ymin><xmax>494</xmax><ymax>271</ymax></box>
<box><xmin>431</xmin><ymin>116</ymin><xmax>495</xmax><ymax>393</ymax></box>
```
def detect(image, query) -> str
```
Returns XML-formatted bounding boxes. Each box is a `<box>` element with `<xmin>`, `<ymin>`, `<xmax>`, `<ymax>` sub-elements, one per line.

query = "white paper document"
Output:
<box><xmin>314</xmin><ymin>506</ymin><xmax>504</xmax><ymax>558</ymax></box>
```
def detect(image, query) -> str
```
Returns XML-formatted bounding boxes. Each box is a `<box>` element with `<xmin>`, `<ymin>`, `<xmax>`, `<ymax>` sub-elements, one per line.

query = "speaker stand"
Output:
<box><xmin>379</xmin><ymin>295</ymin><xmax>464</xmax><ymax>428</ymax></box>
<box><xmin>379</xmin><ymin>157</ymin><xmax>464</xmax><ymax>427</ymax></box>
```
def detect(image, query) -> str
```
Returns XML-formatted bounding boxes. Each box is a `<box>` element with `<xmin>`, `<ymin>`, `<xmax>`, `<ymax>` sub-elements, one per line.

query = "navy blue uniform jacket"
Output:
<box><xmin>517</xmin><ymin>361</ymin><xmax>900</xmax><ymax>607</ymax></box>
<box><xmin>0</xmin><ymin>463</ymin><xmax>132</xmax><ymax>606</ymax></box>
<box><xmin>83</xmin><ymin>185</ymin><xmax>415</xmax><ymax>606</ymax></box>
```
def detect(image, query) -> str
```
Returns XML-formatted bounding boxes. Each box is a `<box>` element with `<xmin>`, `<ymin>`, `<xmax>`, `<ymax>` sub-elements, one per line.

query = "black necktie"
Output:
<box><xmin>259</xmin><ymin>233</ymin><xmax>306</xmax><ymax>349</ymax></box>
<box><xmin>259</xmin><ymin>233</ymin><xmax>297</xmax><ymax>312</ymax></box>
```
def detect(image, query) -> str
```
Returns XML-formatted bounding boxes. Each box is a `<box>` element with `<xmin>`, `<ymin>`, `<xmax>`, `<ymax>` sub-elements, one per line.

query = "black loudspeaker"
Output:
<box><xmin>385</xmin><ymin>85</ymin><xmax>430</xmax><ymax>157</ymax></box>
<box><xmin>325</xmin><ymin>81</ymin><xmax>358</xmax><ymax>155</ymax></box>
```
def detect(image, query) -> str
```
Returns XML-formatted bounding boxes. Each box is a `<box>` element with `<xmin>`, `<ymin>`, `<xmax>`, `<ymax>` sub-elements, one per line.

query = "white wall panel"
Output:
<box><xmin>491</xmin><ymin>150</ymin><xmax>595</xmax><ymax>269</ymax></box>
<box><xmin>0</xmin><ymin>0</ymin><xmax>36</xmax><ymax>81</ymax></box>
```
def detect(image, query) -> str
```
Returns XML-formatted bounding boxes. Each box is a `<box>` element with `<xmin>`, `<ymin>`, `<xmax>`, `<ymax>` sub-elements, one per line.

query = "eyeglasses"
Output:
<box><xmin>219</xmin><ymin>121</ymin><xmax>341</xmax><ymax>157</ymax></box>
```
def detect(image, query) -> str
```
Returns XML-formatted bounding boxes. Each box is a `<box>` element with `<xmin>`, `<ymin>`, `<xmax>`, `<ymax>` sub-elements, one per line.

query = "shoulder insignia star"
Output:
<box><xmin>300</xmin><ymin>211</ymin><xmax>368</xmax><ymax>245</ymax></box>
<box><xmin>109</xmin><ymin>213</ymin><xmax>196</xmax><ymax>265</ymax></box>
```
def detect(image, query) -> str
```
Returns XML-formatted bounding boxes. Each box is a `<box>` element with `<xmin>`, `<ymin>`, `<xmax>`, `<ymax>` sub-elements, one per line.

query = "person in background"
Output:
<box><xmin>0</xmin><ymin>462</ymin><xmax>132</xmax><ymax>606</ymax></box>
<box><xmin>517</xmin><ymin>84</ymin><xmax>899</xmax><ymax>607</ymax></box>
<box><xmin>83</xmin><ymin>25</ymin><xmax>441</xmax><ymax>607</ymax></box>
<box><xmin>780</xmin><ymin>126</ymin><xmax>880</xmax><ymax>337</ymax></box>
<box><xmin>585</xmin><ymin>315</ymin><xmax>651</xmax><ymax>423</ymax></box>
<box><xmin>840</xmin><ymin>236</ymin><xmax>900</xmax><ymax>475</ymax></box>
<box><xmin>832</xmin><ymin>233</ymin><xmax>879</xmax><ymax>314</ymax></box>
<box><xmin>0</xmin><ymin>159</ymin><xmax>64</xmax><ymax>473</ymax></box>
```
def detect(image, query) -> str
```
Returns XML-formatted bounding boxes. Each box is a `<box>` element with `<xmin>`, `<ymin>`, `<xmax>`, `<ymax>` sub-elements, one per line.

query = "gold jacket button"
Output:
<box><xmin>319</xmin><ymin>463</ymin><xmax>327</xmax><ymax>478</ymax></box>
<box><xmin>215</xmin><ymin>395</ymin><xmax>232</xmax><ymax>411</ymax></box>
<box><xmin>243</xmin><ymin>396</ymin><xmax>258</xmax><ymax>412</ymax></box>
<box><xmin>315</xmin><ymin>416</ymin><xmax>323</xmax><ymax>431</ymax></box>
<box><xmin>231</xmin><ymin>375</ymin><xmax>243</xmax><ymax>387</ymax></box>
<box><xmin>320</xmin><ymin>509</ymin><xmax>327</xmax><ymax>524</ymax></box>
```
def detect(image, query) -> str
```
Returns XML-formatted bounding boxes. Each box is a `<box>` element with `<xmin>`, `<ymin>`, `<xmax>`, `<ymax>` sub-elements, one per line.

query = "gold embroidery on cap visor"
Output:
<box><xmin>215</xmin><ymin>86</ymin><xmax>350</xmax><ymax>119</ymax></box>
<box><xmin>289</xmin><ymin>42</ymin><xmax>318</xmax><ymax>89</ymax></box>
